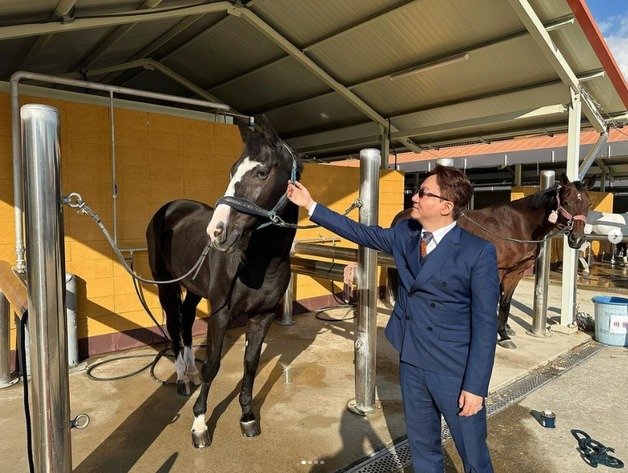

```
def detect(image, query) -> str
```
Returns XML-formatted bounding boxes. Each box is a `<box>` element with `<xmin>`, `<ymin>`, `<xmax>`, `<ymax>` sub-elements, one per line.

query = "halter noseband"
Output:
<box><xmin>215</xmin><ymin>153</ymin><xmax>299</xmax><ymax>231</ymax></box>
<box><xmin>549</xmin><ymin>185</ymin><xmax>587</xmax><ymax>230</ymax></box>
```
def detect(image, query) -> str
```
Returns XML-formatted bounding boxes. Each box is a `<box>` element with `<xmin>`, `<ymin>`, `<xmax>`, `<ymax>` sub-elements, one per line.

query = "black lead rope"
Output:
<box><xmin>571</xmin><ymin>429</ymin><xmax>624</xmax><ymax>468</ymax></box>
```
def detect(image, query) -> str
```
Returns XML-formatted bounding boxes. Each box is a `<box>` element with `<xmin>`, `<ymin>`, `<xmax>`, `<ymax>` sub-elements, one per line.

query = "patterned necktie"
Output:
<box><xmin>420</xmin><ymin>231</ymin><xmax>433</xmax><ymax>259</ymax></box>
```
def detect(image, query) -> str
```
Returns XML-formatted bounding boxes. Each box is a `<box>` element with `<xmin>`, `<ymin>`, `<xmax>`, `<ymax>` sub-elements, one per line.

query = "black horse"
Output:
<box><xmin>146</xmin><ymin>116</ymin><xmax>302</xmax><ymax>448</ymax></box>
<box><xmin>389</xmin><ymin>174</ymin><xmax>596</xmax><ymax>349</ymax></box>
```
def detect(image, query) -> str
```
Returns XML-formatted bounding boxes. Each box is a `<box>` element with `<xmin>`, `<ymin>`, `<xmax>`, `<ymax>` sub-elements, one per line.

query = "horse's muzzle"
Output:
<box><xmin>568</xmin><ymin>232</ymin><xmax>585</xmax><ymax>249</ymax></box>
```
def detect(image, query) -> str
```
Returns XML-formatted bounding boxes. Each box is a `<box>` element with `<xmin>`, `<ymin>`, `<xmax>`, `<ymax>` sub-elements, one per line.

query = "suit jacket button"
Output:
<box><xmin>442</xmin><ymin>282</ymin><xmax>447</xmax><ymax>287</ymax></box>
<box><xmin>405</xmin><ymin>316</ymin><xmax>410</xmax><ymax>320</ymax></box>
<box><xmin>427</xmin><ymin>327</ymin><xmax>433</xmax><ymax>331</ymax></box>
<box><xmin>430</xmin><ymin>302</ymin><xmax>436</xmax><ymax>308</ymax></box>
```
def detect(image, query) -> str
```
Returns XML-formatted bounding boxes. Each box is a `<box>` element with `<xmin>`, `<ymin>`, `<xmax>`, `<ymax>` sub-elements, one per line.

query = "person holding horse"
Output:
<box><xmin>287</xmin><ymin>165</ymin><xmax>500</xmax><ymax>473</ymax></box>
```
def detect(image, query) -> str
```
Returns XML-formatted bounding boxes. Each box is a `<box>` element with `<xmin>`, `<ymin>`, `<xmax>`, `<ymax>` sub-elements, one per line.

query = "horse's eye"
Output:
<box><xmin>255</xmin><ymin>170</ymin><xmax>269</xmax><ymax>179</ymax></box>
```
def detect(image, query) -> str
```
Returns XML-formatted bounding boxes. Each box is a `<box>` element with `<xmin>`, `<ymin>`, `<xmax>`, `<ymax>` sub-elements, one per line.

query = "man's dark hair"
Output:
<box><xmin>428</xmin><ymin>165</ymin><xmax>473</xmax><ymax>219</ymax></box>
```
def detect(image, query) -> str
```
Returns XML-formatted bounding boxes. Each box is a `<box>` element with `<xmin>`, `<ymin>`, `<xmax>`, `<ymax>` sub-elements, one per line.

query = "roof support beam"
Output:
<box><xmin>63</xmin><ymin>58</ymin><xmax>226</xmax><ymax>106</ymax></box>
<box><xmin>235</xmin><ymin>6</ymin><xmax>420</xmax><ymax>152</ymax></box>
<box><xmin>258</xmin><ymin>15</ymin><xmax>575</xmax><ymax>116</ymax></box>
<box><xmin>208</xmin><ymin>0</ymin><xmax>418</xmax><ymax>92</ymax></box>
<box><xmin>17</xmin><ymin>0</ymin><xmax>78</xmax><ymax>69</ymax></box>
<box><xmin>507</xmin><ymin>0</ymin><xmax>606</xmax><ymax>132</ymax></box>
<box><xmin>390</xmin><ymin>105</ymin><xmax>567</xmax><ymax>140</ymax></box>
<box><xmin>67</xmin><ymin>0</ymin><xmax>165</xmax><ymax>74</ymax></box>
<box><xmin>578</xmin><ymin>131</ymin><xmax>609</xmax><ymax>179</ymax></box>
<box><xmin>0</xmin><ymin>2</ymin><xmax>232</xmax><ymax>40</ymax></box>
<box><xmin>100</xmin><ymin>15</ymin><xmax>203</xmax><ymax>83</ymax></box>
<box><xmin>113</xmin><ymin>0</ymin><xmax>264</xmax><ymax>86</ymax></box>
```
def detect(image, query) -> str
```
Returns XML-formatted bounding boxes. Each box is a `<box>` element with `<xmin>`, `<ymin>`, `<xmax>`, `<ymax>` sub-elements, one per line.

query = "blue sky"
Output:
<box><xmin>586</xmin><ymin>0</ymin><xmax>628</xmax><ymax>80</ymax></box>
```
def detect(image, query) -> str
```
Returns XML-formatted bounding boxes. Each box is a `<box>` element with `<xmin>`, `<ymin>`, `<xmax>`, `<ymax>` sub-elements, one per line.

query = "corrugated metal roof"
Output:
<box><xmin>0</xmin><ymin>0</ymin><xmax>625</xmax><ymax>161</ymax></box>
<box><xmin>330</xmin><ymin>128</ymin><xmax>628</xmax><ymax>172</ymax></box>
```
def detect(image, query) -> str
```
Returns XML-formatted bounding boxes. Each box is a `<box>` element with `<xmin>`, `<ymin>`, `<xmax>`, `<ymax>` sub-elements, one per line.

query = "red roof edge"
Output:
<box><xmin>566</xmin><ymin>0</ymin><xmax>628</xmax><ymax>109</ymax></box>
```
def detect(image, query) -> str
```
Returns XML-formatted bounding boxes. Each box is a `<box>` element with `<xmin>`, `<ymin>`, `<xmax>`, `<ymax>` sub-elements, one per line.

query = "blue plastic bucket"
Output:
<box><xmin>591</xmin><ymin>296</ymin><xmax>628</xmax><ymax>347</ymax></box>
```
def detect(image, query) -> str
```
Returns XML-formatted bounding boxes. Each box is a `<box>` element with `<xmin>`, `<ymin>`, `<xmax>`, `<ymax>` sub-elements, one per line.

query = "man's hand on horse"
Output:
<box><xmin>458</xmin><ymin>390</ymin><xmax>484</xmax><ymax>416</ymax></box>
<box><xmin>287</xmin><ymin>180</ymin><xmax>314</xmax><ymax>211</ymax></box>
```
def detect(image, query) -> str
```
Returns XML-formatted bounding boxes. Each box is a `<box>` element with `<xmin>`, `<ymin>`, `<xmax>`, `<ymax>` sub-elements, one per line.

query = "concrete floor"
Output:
<box><xmin>0</xmin><ymin>275</ymin><xmax>625</xmax><ymax>473</ymax></box>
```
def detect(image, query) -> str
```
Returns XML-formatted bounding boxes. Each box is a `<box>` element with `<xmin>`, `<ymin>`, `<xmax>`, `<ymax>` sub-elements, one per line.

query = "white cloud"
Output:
<box><xmin>606</xmin><ymin>35</ymin><xmax>628</xmax><ymax>81</ymax></box>
<box><xmin>598</xmin><ymin>14</ymin><xmax>628</xmax><ymax>82</ymax></box>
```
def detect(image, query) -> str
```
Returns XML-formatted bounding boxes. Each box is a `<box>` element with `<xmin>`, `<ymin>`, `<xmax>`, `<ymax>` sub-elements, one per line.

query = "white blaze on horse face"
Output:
<box><xmin>206</xmin><ymin>157</ymin><xmax>259</xmax><ymax>242</ymax></box>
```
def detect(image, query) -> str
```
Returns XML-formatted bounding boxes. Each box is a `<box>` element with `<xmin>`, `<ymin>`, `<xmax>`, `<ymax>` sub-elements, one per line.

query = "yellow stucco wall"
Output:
<box><xmin>293</xmin><ymin>163</ymin><xmax>404</xmax><ymax>301</ymax></box>
<box><xmin>0</xmin><ymin>91</ymin><xmax>404</xmax><ymax>352</ymax></box>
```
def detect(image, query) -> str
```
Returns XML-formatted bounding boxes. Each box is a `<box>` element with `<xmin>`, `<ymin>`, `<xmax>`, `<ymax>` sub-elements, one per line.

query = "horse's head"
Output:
<box><xmin>206</xmin><ymin>115</ymin><xmax>301</xmax><ymax>252</ymax></box>
<box><xmin>556</xmin><ymin>173</ymin><xmax>596</xmax><ymax>249</ymax></box>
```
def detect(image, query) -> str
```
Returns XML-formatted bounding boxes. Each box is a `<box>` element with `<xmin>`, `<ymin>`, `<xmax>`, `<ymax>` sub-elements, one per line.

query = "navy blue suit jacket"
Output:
<box><xmin>311</xmin><ymin>204</ymin><xmax>500</xmax><ymax>397</ymax></box>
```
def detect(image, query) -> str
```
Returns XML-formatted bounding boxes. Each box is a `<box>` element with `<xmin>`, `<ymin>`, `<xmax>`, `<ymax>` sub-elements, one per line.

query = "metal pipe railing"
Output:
<box><xmin>10</xmin><ymin>70</ymin><xmax>236</xmax><ymax>273</ymax></box>
<box><xmin>22</xmin><ymin>104</ymin><xmax>72</xmax><ymax>472</ymax></box>
<box><xmin>292</xmin><ymin>242</ymin><xmax>396</xmax><ymax>267</ymax></box>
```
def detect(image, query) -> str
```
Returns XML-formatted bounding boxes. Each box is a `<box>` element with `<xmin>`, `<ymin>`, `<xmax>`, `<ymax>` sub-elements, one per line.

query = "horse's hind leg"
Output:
<box><xmin>239</xmin><ymin>312</ymin><xmax>275</xmax><ymax>437</ymax></box>
<box><xmin>191</xmin><ymin>311</ymin><xmax>230</xmax><ymax>449</ymax></box>
<box><xmin>498</xmin><ymin>274</ymin><xmax>522</xmax><ymax>350</ymax></box>
<box><xmin>181</xmin><ymin>292</ymin><xmax>202</xmax><ymax>387</ymax></box>
<box><xmin>157</xmin><ymin>284</ymin><xmax>191</xmax><ymax>395</ymax></box>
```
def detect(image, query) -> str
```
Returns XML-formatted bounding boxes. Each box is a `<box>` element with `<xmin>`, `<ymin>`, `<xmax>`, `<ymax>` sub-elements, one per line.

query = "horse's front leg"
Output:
<box><xmin>191</xmin><ymin>311</ymin><xmax>229</xmax><ymax>449</ymax></box>
<box><xmin>239</xmin><ymin>312</ymin><xmax>275</xmax><ymax>437</ymax></box>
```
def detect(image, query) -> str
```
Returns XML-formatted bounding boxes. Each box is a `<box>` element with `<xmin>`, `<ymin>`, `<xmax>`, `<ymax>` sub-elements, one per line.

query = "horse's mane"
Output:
<box><xmin>528</xmin><ymin>185</ymin><xmax>559</xmax><ymax>210</ymax></box>
<box><xmin>527</xmin><ymin>179</ymin><xmax>586</xmax><ymax>210</ymax></box>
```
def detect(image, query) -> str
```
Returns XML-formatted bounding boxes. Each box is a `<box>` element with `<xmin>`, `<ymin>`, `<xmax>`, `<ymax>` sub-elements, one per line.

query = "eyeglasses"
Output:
<box><xmin>413</xmin><ymin>187</ymin><xmax>450</xmax><ymax>201</ymax></box>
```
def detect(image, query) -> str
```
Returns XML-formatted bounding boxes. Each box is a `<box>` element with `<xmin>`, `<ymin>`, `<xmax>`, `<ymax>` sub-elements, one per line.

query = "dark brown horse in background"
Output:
<box><xmin>146</xmin><ymin>116</ymin><xmax>302</xmax><ymax>448</ymax></box>
<box><xmin>389</xmin><ymin>174</ymin><xmax>596</xmax><ymax>349</ymax></box>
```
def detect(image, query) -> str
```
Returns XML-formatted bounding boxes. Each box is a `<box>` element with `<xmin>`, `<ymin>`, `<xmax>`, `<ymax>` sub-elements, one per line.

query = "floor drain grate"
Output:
<box><xmin>341</xmin><ymin>340</ymin><xmax>605</xmax><ymax>473</ymax></box>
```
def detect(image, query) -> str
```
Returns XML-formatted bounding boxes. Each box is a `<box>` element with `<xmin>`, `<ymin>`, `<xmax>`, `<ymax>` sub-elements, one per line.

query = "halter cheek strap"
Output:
<box><xmin>550</xmin><ymin>186</ymin><xmax>587</xmax><ymax>227</ymax></box>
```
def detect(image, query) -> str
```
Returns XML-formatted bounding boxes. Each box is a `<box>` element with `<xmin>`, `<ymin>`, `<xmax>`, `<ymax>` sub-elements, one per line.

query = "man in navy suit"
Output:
<box><xmin>287</xmin><ymin>165</ymin><xmax>500</xmax><ymax>472</ymax></box>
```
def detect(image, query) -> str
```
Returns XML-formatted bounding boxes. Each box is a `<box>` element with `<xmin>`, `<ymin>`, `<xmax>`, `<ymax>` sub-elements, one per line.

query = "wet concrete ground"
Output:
<box><xmin>443</xmin><ymin>346</ymin><xmax>627</xmax><ymax>473</ymax></box>
<box><xmin>0</xmin><ymin>275</ymin><xmax>625</xmax><ymax>472</ymax></box>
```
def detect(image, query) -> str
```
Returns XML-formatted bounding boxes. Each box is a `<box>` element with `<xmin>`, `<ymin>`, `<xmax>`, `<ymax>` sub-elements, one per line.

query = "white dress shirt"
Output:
<box><xmin>422</xmin><ymin>221</ymin><xmax>457</xmax><ymax>255</ymax></box>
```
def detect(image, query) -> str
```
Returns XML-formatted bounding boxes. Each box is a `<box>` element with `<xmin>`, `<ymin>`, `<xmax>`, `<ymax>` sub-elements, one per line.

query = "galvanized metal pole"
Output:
<box><xmin>560</xmin><ymin>91</ymin><xmax>581</xmax><ymax>329</ymax></box>
<box><xmin>22</xmin><ymin>104</ymin><xmax>72</xmax><ymax>473</ymax></box>
<box><xmin>530</xmin><ymin>171</ymin><xmax>555</xmax><ymax>338</ymax></box>
<box><xmin>349</xmin><ymin>148</ymin><xmax>380</xmax><ymax>416</ymax></box>
<box><xmin>0</xmin><ymin>291</ymin><xmax>11</xmax><ymax>388</ymax></box>
<box><xmin>380</xmin><ymin>125</ymin><xmax>390</xmax><ymax>170</ymax></box>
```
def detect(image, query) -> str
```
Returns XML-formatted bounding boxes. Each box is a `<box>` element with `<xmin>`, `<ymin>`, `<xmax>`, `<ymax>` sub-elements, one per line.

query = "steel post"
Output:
<box><xmin>0</xmin><ymin>291</ymin><xmax>11</xmax><ymax>387</ymax></box>
<box><xmin>530</xmin><ymin>171</ymin><xmax>555</xmax><ymax>338</ymax></box>
<box><xmin>22</xmin><ymin>104</ymin><xmax>72</xmax><ymax>473</ymax></box>
<box><xmin>349</xmin><ymin>148</ymin><xmax>380</xmax><ymax>416</ymax></box>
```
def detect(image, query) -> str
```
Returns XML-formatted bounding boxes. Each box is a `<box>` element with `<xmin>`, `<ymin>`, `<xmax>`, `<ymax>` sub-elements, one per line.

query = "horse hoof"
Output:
<box><xmin>189</xmin><ymin>373</ymin><xmax>202</xmax><ymax>386</ymax></box>
<box><xmin>177</xmin><ymin>380</ymin><xmax>191</xmax><ymax>396</ymax></box>
<box><xmin>240</xmin><ymin>420</ymin><xmax>260</xmax><ymax>437</ymax></box>
<box><xmin>505</xmin><ymin>326</ymin><xmax>516</xmax><ymax>337</ymax></box>
<box><xmin>498</xmin><ymin>339</ymin><xmax>517</xmax><ymax>349</ymax></box>
<box><xmin>192</xmin><ymin>429</ymin><xmax>211</xmax><ymax>449</ymax></box>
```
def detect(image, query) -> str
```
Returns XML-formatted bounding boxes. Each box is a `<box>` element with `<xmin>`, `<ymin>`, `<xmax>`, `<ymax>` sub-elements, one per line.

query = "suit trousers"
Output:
<box><xmin>399</xmin><ymin>361</ymin><xmax>493</xmax><ymax>473</ymax></box>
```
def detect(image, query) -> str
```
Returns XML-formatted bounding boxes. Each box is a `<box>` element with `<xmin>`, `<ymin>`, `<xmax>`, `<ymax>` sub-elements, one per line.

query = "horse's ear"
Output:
<box><xmin>583</xmin><ymin>174</ymin><xmax>597</xmax><ymax>190</ymax></box>
<box><xmin>235</xmin><ymin>116</ymin><xmax>254</xmax><ymax>141</ymax></box>
<box><xmin>560</xmin><ymin>173</ymin><xmax>571</xmax><ymax>186</ymax></box>
<box><xmin>255</xmin><ymin>115</ymin><xmax>280</xmax><ymax>143</ymax></box>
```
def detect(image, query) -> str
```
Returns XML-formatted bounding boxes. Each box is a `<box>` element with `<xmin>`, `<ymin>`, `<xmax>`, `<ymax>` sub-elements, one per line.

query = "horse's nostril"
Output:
<box><xmin>214</xmin><ymin>222</ymin><xmax>226</xmax><ymax>242</ymax></box>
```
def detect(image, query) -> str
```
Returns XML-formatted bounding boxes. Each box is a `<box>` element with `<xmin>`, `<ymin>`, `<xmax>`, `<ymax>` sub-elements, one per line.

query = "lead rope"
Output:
<box><xmin>64</xmin><ymin>193</ymin><xmax>209</xmax><ymax>285</ymax></box>
<box><xmin>459</xmin><ymin>212</ymin><xmax>570</xmax><ymax>244</ymax></box>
